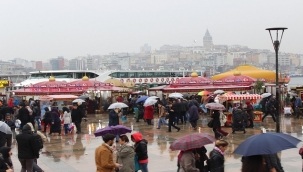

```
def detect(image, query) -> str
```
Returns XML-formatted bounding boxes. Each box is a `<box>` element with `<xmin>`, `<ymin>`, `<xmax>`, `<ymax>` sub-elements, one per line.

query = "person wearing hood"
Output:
<box><xmin>0</xmin><ymin>146</ymin><xmax>13</xmax><ymax>170</ymax></box>
<box><xmin>188</xmin><ymin>100</ymin><xmax>199</xmax><ymax>130</ymax></box>
<box><xmin>42</xmin><ymin>107</ymin><xmax>52</xmax><ymax>133</ymax></box>
<box><xmin>49</xmin><ymin>108</ymin><xmax>62</xmax><ymax>136</ymax></box>
<box><xmin>116</xmin><ymin>135</ymin><xmax>135</xmax><ymax>172</ymax></box>
<box><xmin>131</xmin><ymin>132</ymin><xmax>148</xmax><ymax>172</ymax></box>
<box><xmin>245</xmin><ymin>101</ymin><xmax>254</xmax><ymax>128</ymax></box>
<box><xmin>16</xmin><ymin>124</ymin><xmax>40</xmax><ymax>172</ymax></box>
<box><xmin>179</xmin><ymin>149</ymin><xmax>199</xmax><ymax>172</ymax></box>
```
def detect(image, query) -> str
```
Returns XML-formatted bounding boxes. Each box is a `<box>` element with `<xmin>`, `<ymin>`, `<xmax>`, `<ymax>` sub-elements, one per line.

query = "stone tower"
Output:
<box><xmin>203</xmin><ymin>29</ymin><xmax>213</xmax><ymax>50</ymax></box>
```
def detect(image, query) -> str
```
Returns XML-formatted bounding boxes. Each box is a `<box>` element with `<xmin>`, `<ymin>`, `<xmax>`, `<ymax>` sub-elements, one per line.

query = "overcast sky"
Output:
<box><xmin>0</xmin><ymin>0</ymin><xmax>302</xmax><ymax>60</ymax></box>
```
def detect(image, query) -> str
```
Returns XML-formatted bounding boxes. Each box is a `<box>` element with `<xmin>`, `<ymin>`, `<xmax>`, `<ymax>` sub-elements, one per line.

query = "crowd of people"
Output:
<box><xmin>0</xmin><ymin>98</ymin><xmax>87</xmax><ymax>172</ymax></box>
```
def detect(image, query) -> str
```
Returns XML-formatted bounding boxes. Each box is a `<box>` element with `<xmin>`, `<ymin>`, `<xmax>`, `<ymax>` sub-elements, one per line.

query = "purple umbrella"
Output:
<box><xmin>94</xmin><ymin>125</ymin><xmax>132</xmax><ymax>137</ymax></box>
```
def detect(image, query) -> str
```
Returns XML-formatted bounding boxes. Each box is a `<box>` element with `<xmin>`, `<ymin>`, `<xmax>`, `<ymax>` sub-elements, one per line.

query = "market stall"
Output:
<box><xmin>218</xmin><ymin>94</ymin><xmax>263</xmax><ymax>125</ymax></box>
<box><xmin>39</xmin><ymin>95</ymin><xmax>79</xmax><ymax>117</ymax></box>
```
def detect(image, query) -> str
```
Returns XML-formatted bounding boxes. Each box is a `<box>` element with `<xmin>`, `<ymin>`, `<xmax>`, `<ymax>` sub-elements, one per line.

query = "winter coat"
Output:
<box><xmin>189</xmin><ymin>101</ymin><xmax>199</xmax><ymax>121</ymax></box>
<box><xmin>131</xmin><ymin>132</ymin><xmax>148</xmax><ymax>163</ymax></box>
<box><xmin>32</xmin><ymin>106</ymin><xmax>41</xmax><ymax>117</ymax></box>
<box><xmin>4</xmin><ymin>120</ymin><xmax>15</xmax><ymax>130</ymax></box>
<box><xmin>43</xmin><ymin>107</ymin><xmax>52</xmax><ymax>122</ymax></box>
<box><xmin>180</xmin><ymin>101</ymin><xmax>188</xmax><ymax>112</ymax></box>
<box><xmin>18</xmin><ymin>107</ymin><xmax>30</xmax><ymax>123</ymax></box>
<box><xmin>246</xmin><ymin>104</ymin><xmax>254</xmax><ymax>120</ymax></box>
<box><xmin>108</xmin><ymin>110</ymin><xmax>119</xmax><ymax>126</ymax></box>
<box><xmin>63</xmin><ymin>111</ymin><xmax>72</xmax><ymax>124</ymax></box>
<box><xmin>95</xmin><ymin>143</ymin><xmax>115</xmax><ymax>172</ymax></box>
<box><xmin>179</xmin><ymin>150</ymin><xmax>200</xmax><ymax>172</ymax></box>
<box><xmin>71</xmin><ymin>107</ymin><xmax>84</xmax><ymax>123</ymax></box>
<box><xmin>16</xmin><ymin>124</ymin><xmax>39</xmax><ymax>159</ymax></box>
<box><xmin>143</xmin><ymin>106</ymin><xmax>154</xmax><ymax>120</ymax></box>
<box><xmin>0</xmin><ymin>147</ymin><xmax>12</xmax><ymax>170</ymax></box>
<box><xmin>212</xmin><ymin>110</ymin><xmax>221</xmax><ymax>129</ymax></box>
<box><xmin>26</xmin><ymin>122</ymin><xmax>47</xmax><ymax>143</ymax></box>
<box><xmin>117</xmin><ymin>144</ymin><xmax>135</xmax><ymax>172</ymax></box>
<box><xmin>209</xmin><ymin>149</ymin><xmax>224</xmax><ymax>172</ymax></box>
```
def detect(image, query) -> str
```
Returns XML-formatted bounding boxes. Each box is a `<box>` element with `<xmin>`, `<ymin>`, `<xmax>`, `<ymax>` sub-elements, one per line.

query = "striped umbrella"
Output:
<box><xmin>170</xmin><ymin>133</ymin><xmax>216</xmax><ymax>151</ymax></box>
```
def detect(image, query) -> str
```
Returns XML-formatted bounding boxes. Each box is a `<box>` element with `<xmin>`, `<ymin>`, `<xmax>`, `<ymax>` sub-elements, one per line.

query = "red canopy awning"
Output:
<box><xmin>218</xmin><ymin>94</ymin><xmax>262</xmax><ymax>101</ymax></box>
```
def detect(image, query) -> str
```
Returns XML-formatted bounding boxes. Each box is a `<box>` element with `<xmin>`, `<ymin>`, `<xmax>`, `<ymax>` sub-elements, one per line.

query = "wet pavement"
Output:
<box><xmin>10</xmin><ymin>114</ymin><xmax>303</xmax><ymax>172</ymax></box>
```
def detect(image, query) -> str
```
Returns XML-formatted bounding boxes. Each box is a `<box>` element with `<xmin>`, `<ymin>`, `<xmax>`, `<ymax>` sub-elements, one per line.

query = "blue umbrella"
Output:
<box><xmin>233</xmin><ymin>132</ymin><xmax>301</xmax><ymax>156</ymax></box>
<box><xmin>136</xmin><ymin>96</ymin><xmax>149</xmax><ymax>103</ymax></box>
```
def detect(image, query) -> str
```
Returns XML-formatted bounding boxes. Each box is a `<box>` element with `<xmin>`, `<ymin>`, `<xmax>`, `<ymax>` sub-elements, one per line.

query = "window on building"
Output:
<box><xmin>137</xmin><ymin>72</ymin><xmax>146</xmax><ymax>78</ymax></box>
<box><xmin>145</xmin><ymin>72</ymin><xmax>154</xmax><ymax>78</ymax></box>
<box><xmin>128</xmin><ymin>72</ymin><xmax>136</xmax><ymax>78</ymax></box>
<box><xmin>118</xmin><ymin>72</ymin><xmax>128</xmax><ymax>78</ymax></box>
<box><xmin>109</xmin><ymin>72</ymin><xmax>118</xmax><ymax>78</ymax></box>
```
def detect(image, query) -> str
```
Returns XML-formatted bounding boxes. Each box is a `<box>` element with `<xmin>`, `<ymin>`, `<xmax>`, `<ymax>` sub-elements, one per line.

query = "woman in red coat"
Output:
<box><xmin>144</xmin><ymin>105</ymin><xmax>154</xmax><ymax>125</ymax></box>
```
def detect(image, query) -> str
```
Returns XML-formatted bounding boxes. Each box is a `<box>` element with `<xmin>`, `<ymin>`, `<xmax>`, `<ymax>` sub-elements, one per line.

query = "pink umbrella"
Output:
<box><xmin>205</xmin><ymin>102</ymin><xmax>225</xmax><ymax>111</ymax></box>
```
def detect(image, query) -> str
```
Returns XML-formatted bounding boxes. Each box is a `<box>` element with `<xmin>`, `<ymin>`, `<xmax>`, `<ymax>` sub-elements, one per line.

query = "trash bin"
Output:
<box><xmin>134</xmin><ymin>107</ymin><xmax>139</xmax><ymax>119</ymax></box>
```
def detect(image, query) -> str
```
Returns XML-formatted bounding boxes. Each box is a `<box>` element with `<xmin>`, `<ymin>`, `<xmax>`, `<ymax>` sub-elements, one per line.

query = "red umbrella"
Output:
<box><xmin>170</xmin><ymin>133</ymin><xmax>216</xmax><ymax>151</ymax></box>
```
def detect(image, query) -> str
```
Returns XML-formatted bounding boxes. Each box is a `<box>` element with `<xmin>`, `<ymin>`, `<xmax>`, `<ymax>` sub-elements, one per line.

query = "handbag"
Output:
<box><xmin>207</xmin><ymin>119</ymin><xmax>214</xmax><ymax>128</ymax></box>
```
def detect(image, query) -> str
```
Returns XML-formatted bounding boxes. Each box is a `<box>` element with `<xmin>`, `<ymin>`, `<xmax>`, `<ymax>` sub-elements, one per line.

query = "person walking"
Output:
<box><xmin>246</xmin><ymin>101</ymin><xmax>254</xmax><ymax>128</ymax></box>
<box><xmin>209</xmin><ymin>140</ymin><xmax>229</xmax><ymax>172</ymax></box>
<box><xmin>71</xmin><ymin>102</ymin><xmax>85</xmax><ymax>134</ymax></box>
<box><xmin>262</xmin><ymin>96</ymin><xmax>276</xmax><ymax>122</ymax></box>
<box><xmin>241</xmin><ymin>155</ymin><xmax>266</xmax><ymax>172</ymax></box>
<box><xmin>179</xmin><ymin>149</ymin><xmax>199</xmax><ymax>172</ymax></box>
<box><xmin>4</xmin><ymin>114</ymin><xmax>15</xmax><ymax>146</ymax></box>
<box><xmin>17</xmin><ymin>103</ymin><xmax>30</xmax><ymax>130</ymax></box>
<box><xmin>212</xmin><ymin>110</ymin><xmax>228</xmax><ymax>139</ymax></box>
<box><xmin>143</xmin><ymin>105</ymin><xmax>154</xmax><ymax>125</ymax></box>
<box><xmin>32</xmin><ymin>103</ymin><xmax>42</xmax><ymax>130</ymax></box>
<box><xmin>131</xmin><ymin>132</ymin><xmax>149</xmax><ymax>172</ymax></box>
<box><xmin>116</xmin><ymin>135</ymin><xmax>135</xmax><ymax>172</ymax></box>
<box><xmin>49</xmin><ymin>108</ymin><xmax>61</xmax><ymax>136</ymax></box>
<box><xmin>156</xmin><ymin>103</ymin><xmax>168</xmax><ymax>129</ymax></box>
<box><xmin>294</xmin><ymin>95</ymin><xmax>303</xmax><ymax>118</ymax></box>
<box><xmin>95</xmin><ymin>133</ymin><xmax>121</xmax><ymax>172</ymax></box>
<box><xmin>180</xmin><ymin>99</ymin><xmax>188</xmax><ymax>123</ymax></box>
<box><xmin>194</xmin><ymin>146</ymin><xmax>208</xmax><ymax>172</ymax></box>
<box><xmin>16</xmin><ymin>124</ymin><xmax>40</xmax><ymax>172</ymax></box>
<box><xmin>42</xmin><ymin>107</ymin><xmax>52</xmax><ymax>133</ymax></box>
<box><xmin>188</xmin><ymin>100</ymin><xmax>199</xmax><ymax>130</ymax></box>
<box><xmin>108</xmin><ymin>108</ymin><xmax>120</xmax><ymax>142</ymax></box>
<box><xmin>62</xmin><ymin>107</ymin><xmax>72</xmax><ymax>135</ymax></box>
<box><xmin>167</xmin><ymin>102</ymin><xmax>180</xmax><ymax>132</ymax></box>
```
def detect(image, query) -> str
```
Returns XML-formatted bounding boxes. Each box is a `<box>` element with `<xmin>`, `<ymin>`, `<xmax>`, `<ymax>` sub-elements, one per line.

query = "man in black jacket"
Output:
<box><xmin>32</xmin><ymin>103</ymin><xmax>42</xmax><ymax>130</ymax></box>
<box><xmin>18</xmin><ymin>103</ymin><xmax>30</xmax><ymax>129</ymax></box>
<box><xmin>16</xmin><ymin>124</ymin><xmax>39</xmax><ymax>172</ymax></box>
<box><xmin>71</xmin><ymin>103</ymin><xmax>85</xmax><ymax>134</ymax></box>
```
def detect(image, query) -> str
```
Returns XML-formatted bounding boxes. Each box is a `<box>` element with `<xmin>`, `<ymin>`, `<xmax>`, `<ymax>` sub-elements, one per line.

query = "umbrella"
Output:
<box><xmin>233</xmin><ymin>132</ymin><xmax>301</xmax><ymax>156</ymax></box>
<box><xmin>205</xmin><ymin>102</ymin><xmax>225</xmax><ymax>110</ymax></box>
<box><xmin>79</xmin><ymin>95</ymin><xmax>89</xmax><ymax>99</ymax></box>
<box><xmin>94</xmin><ymin>125</ymin><xmax>132</xmax><ymax>137</ymax></box>
<box><xmin>136</xmin><ymin>96</ymin><xmax>149</xmax><ymax>103</ymax></box>
<box><xmin>214</xmin><ymin>90</ymin><xmax>224</xmax><ymax>94</ymax></box>
<box><xmin>170</xmin><ymin>133</ymin><xmax>216</xmax><ymax>151</ymax></box>
<box><xmin>149</xmin><ymin>96</ymin><xmax>159</xmax><ymax>99</ymax></box>
<box><xmin>261</xmin><ymin>93</ymin><xmax>272</xmax><ymax>98</ymax></box>
<box><xmin>198</xmin><ymin>91</ymin><xmax>210</xmax><ymax>96</ymax></box>
<box><xmin>108</xmin><ymin>102</ymin><xmax>129</xmax><ymax>109</ymax></box>
<box><xmin>168</xmin><ymin>93</ymin><xmax>183</xmax><ymax>99</ymax></box>
<box><xmin>72</xmin><ymin>99</ymin><xmax>85</xmax><ymax>103</ymax></box>
<box><xmin>144</xmin><ymin>97</ymin><xmax>158</xmax><ymax>106</ymax></box>
<box><xmin>0</xmin><ymin>122</ymin><xmax>12</xmax><ymax>134</ymax></box>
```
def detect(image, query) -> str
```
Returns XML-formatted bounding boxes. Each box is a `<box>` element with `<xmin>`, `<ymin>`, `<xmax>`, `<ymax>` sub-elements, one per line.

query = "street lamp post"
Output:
<box><xmin>265</xmin><ymin>27</ymin><xmax>287</xmax><ymax>133</ymax></box>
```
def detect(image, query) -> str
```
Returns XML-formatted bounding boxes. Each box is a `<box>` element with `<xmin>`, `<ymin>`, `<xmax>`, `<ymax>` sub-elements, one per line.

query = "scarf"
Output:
<box><xmin>214</xmin><ymin>146</ymin><xmax>224</xmax><ymax>156</ymax></box>
<box><xmin>177</xmin><ymin>151</ymin><xmax>184</xmax><ymax>163</ymax></box>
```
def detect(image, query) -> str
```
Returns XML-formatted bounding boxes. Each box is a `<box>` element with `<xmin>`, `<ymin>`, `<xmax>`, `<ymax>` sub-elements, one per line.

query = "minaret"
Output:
<box><xmin>203</xmin><ymin>29</ymin><xmax>213</xmax><ymax>50</ymax></box>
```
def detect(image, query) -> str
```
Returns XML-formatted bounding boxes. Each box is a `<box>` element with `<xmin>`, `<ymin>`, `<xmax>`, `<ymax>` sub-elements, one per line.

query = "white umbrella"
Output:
<box><xmin>72</xmin><ymin>99</ymin><xmax>85</xmax><ymax>103</ymax></box>
<box><xmin>214</xmin><ymin>90</ymin><xmax>225</xmax><ymax>94</ymax></box>
<box><xmin>168</xmin><ymin>93</ymin><xmax>183</xmax><ymax>99</ymax></box>
<box><xmin>205</xmin><ymin>103</ymin><xmax>225</xmax><ymax>111</ymax></box>
<box><xmin>108</xmin><ymin>102</ymin><xmax>128</xmax><ymax>109</ymax></box>
<box><xmin>144</xmin><ymin>97</ymin><xmax>158</xmax><ymax>106</ymax></box>
<box><xmin>149</xmin><ymin>96</ymin><xmax>159</xmax><ymax>99</ymax></box>
<box><xmin>261</xmin><ymin>93</ymin><xmax>272</xmax><ymax>98</ymax></box>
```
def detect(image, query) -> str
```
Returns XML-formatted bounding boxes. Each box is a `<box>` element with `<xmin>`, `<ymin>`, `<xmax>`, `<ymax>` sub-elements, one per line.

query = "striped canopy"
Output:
<box><xmin>218</xmin><ymin>94</ymin><xmax>262</xmax><ymax>101</ymax></box>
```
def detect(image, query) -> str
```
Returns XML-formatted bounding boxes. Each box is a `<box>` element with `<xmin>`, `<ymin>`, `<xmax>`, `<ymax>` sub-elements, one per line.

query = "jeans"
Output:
<box><xmin>35</xmin><ymin>116</ymin><xmax>42</xmax><ymax>130</ymax></box>
<box><xmin>64</xmin><ymin>124</ymin><xmax>70</xmax><ymax>135</ymax></box>
<box><xmin>19</xmin><ymin>158</ymin><xmax>34</xmax><ymax>172</ymax></box>
<box><xmin>33</xmin><ymin>158</ymin><xmax>43</xmax><ymax>172</ymax></box>
<box><xmin>200</xmin><ymin>104</ymin><xmax>207</xmax><ymax>113</ymax></box>
<box><xmin>139</xmin><ymin>163</ymin><xmax>148</xmax><ymax>172</ymax></box>
<box><xmin>157</xmin><ymin>117</ymin><xmax>168</xmax><ymax>128</ymax></box>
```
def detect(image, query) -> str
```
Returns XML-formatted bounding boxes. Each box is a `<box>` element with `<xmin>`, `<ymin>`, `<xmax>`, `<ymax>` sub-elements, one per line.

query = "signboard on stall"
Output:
<box><xmin>0</xmin><ymin>80</ymin><xmax>9</xmax><ymax>88</ymax></box>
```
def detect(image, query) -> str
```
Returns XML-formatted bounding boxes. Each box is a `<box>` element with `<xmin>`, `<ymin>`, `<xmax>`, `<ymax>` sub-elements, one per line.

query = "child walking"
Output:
<box><xmin>62</xmin><ymin>107</ymin><xmax>72</xmax><ymax>135</ymax></box>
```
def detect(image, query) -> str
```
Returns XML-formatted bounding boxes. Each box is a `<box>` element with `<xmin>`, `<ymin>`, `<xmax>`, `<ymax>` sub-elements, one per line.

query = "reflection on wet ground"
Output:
<box><xmin>10</xmin><ymin>114</ymin><xmax>303</xmax><ymax>171</ymax></box>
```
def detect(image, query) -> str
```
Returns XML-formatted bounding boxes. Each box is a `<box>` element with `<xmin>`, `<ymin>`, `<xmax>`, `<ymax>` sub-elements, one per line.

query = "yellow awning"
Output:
<box><xmin>212</xmin><ymin>64</ymin><xmax>278</xmax><ymax>80</ymax></box>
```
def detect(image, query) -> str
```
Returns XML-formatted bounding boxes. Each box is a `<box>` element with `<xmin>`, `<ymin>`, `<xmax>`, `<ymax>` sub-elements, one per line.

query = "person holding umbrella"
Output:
<box><xmin>179</xmin><ymin>149</ymin><xmax>200</xmax><ymax>172</ymax></box>
<box><xmin>144</xmin><ymin>105</ymin><xmax>154</xmax><ymax>126</ymax></box>
<box><xmin>188</xmin><ymin>100</ymin><xmax>199</xmax><ymax>130</ymax></box>
<box><xmin>108</xmin><ymin>108</ymin><xmax>121</xmax><ymax>142</ymax></box>
<box><xmin>116</xmin><ymin>135</ymin><xmax>135</xmax><ymax>172</ymax></box>
<box><xmin>209</xmin><ymin>140</ymin><xmax>229</xmax><ymax>172</ymax></box>
<box><xmin>71</xmin><ymin>102</ymin><xmax>85</xmax><ymax>134</ymax></box>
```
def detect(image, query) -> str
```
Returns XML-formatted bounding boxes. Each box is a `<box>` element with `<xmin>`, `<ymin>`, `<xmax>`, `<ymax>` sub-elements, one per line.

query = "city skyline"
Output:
<box><xmin>1</xmin><ymin>0</ymin><xmax>303</xmax><ymax>60</ymax></box>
